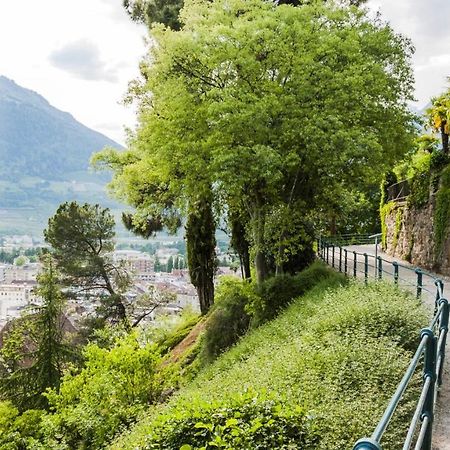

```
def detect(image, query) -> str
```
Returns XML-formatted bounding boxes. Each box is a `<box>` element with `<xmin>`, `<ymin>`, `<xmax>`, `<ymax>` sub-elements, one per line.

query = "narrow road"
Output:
<box><xmin>339</xmin><ymin>244</ymin><xmax>450</xmax><ymax>450</ymax></box>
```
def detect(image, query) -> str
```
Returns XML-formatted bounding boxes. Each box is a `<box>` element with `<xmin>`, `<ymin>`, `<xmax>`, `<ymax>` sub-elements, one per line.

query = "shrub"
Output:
<box><xmin>0</xmin><ymin>402</ymin><xmax>46</xmax><ymax>449</ymax></box>
<box><xmin>42</xmin><ymin>332</ymin><xmax>164</xmax><ymax>449</ymax></box>
<box><xmin>201</xmin><ymin>277</ymin><xmax>255</xmax><ymax>361</ymax></box>
<box><xmin>142</xmin><ymin>392</ymin><xmax>316</xmax><ymax>450</ymax></box>
<box><xmin>251</xmin><ymin>261</ymin><xmax>345</xmax><ymax>326</ymax></box>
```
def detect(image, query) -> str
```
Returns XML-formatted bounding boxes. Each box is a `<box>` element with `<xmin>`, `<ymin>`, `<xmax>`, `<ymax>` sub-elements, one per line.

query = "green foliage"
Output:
<box><xmin>140</xmin><ymin>392</ymin><xmax>315</xmax><ymax>450</ymax></box>
<box><xmin>157</xmin><ymin>316</ymin><xmax>200</xmax><ymax>355</ymax></box>
<box><xmin>380</xmin><ymin>201</ymin><xmax>397</xmax><ymax>249</ymax></box>
<box><xmin>309</xmin><ymin>282</ymin><xmax>426</xmax><ymax>352</ymax></box>
<box><xmin>44</xmin><ymin>201</ymin><xmax>131</xmax><ymax>323</ymax></box>
<box><xmin>426</xmin><ymin>83</ymin><xmax>450</xmax><ymax>154</ymax></box>
<box><xmin>433</xmin><ymin>165</ymin><xmax>450</xmax><ymax>261</ymax></box>
<box><xmin>408</xmin><ymin>171</ymin><xmax>430</xmax><ymax>208</ymax></box>
<box><xmin>42</xmin><ymin>332</ymin><xmax>163</xmax><ymax>449</ymax></box>
<box><xmin>123</xmin><ymin>0</ymin><xmax>184</xmax><ymax>30</ymax></box>
<box><xmin>251</xmin><ymin>261</ymin><xmax>344</xmax><ymax>326</ymax></box>
<box><xmin>101</xmin><ymin>0</ymin><xmax>416</xmax><ymax>285</ymax></box>
<box><xmin>430</xmin><ymin>149</ymin><xmax>450</xmax><ymax>171</ymax></box>
<box><xmin>111</xmin><ymin>281</ymin><xmax>426</xmax><ymax>450</ymax></box>
<box><xmin>201</xmin><ymin>263</ymin><xmax>343</xmax><ymax>362</ymax></box>
<box><xmin>392</xmin><ymin>207</ymin><xmax>403</xmax><ymax>250</ymax></box>
<box><xmin>166</xmin><ymin>255</ymin><xmax>174</xmax><ymax>273</ymax></box>
<box><xmin>14</xmin><ymin>255</ymin><xmax>27</xmax><ymax>266</ymax></box>
<box><xmin>201</xmin><ymin>277</ymin><xmax>255</xmax><ymax>362</ymax></box>
<box><xmin>0</xmin><ymin>401</ymin><xmax>46</xmax><ymax>449</ymax></box>
<box><xmin>0</xmin><ymin>257</ymin><xmax>76</xmax><ymax>411</ymax></box>
<box><xmin>186</xmin><ymin>198</ymin><xmax>217</xmax><ymax>313</ymax></box>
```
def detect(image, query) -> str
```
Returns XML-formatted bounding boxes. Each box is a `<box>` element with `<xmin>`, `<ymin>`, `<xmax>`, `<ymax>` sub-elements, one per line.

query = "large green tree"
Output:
<box><xmin>104</xmin><ymin>0</ymin><xmax>414</xmax><ymax>286</ymax></box>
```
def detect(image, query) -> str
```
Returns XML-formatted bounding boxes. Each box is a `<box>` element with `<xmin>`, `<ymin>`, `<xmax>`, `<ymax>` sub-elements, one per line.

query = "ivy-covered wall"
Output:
<box><xmin>381</xmin><ymin>163</ymin><xmax>450</xmax><ymax>275</ymax></box>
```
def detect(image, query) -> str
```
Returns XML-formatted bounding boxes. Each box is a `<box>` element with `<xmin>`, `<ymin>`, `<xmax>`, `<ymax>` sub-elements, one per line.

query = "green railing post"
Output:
<box><xmin>332</xmin><ymin>245</ymin><xmax>335</xmax><ymax>268</ymax></box>
<box><xmin>364</xmin><ymin>253</ymin><xmax>368</xmax><ymax>283</ymax></box>
<box><xmin>352</xmin><ymin>439</ymin><xmax>382</xmax><ymax>450</ymax></box>
<box><xmin>421</xmin><ymin>328</ymin><xmax>436</xmax><ymax>450</ymax></box>
<box><xmin>416</xmin><ymin>268</ymin><xmax>423</xmax><ymax>299</ymax></box>
<box><xmin>438</xmin><ymin>298</ymin><xmax>449</xmax><ymax>386</ymax></box>
<box><xmin>353</xmin><ymin>251</ymin><xmax>357</xmax><ymax>277</ymax></box>
<box><xmin>377</xmin><ymin>256</ymin><xmax>382</xmax><ymax>280</ymax></box>
<box><xmin>344</xmin><ymin>249</ymin><xmax>348</xmax><ymax>275</ymax></box>
<box><xmin>326</xmin><ymin>244</ymin><xmax>329</xmax><ymax>264</ymax></box>
<box><xmin>339</xmin><ymin>247</ymin><xmax>342</xmax><ymax>272</ymax></box>
<box><xmin>393</xmin><ymin>261</ymin><xmax>399</xmax><ymax>285</ymax></box>
<box><xmin>435</xmin><ymin>279</ymin><xmax>444</xmax><ymax>309</ymax></box>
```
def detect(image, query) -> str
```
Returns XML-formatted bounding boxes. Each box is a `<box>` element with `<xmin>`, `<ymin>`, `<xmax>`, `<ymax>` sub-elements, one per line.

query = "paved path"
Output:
<box><xmin>329</xmin><ymin>244</ymin><xmax>450</xmax><ymax>449</ymax></box>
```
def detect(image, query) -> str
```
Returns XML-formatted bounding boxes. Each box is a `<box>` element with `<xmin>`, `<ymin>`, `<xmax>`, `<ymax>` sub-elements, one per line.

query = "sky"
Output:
<box><xmin>367</xmin><ymin>0</ymin><xmax>450</xmax><ymax>110</ymax></box>
<box><xmin>0</xmin><ymin>0</ymin><xmax>449</xmax><ymax>145</ymax></box>
<box><xmin>0</xmin><ymin>0</ymin><xmax>147</xmax><ymax>145</ymax></box>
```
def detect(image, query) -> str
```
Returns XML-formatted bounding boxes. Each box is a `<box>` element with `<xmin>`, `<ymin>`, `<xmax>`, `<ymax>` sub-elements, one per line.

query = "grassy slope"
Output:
<box><xmin>111</xmin><ymin>278</ymin><xmax>429</xmax><ymax>450</ymax></box>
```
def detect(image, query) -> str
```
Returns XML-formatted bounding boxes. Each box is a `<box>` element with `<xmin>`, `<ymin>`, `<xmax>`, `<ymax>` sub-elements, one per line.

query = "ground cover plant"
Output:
<box><xmin>110</xmin><ymin>279</ymin><xmax>428</xmax><ymax>450</ymax></box>
<box><xmin>201</xmin><ymin>262</ymin><xmax>342</xmax><ymax>362</ymax></box>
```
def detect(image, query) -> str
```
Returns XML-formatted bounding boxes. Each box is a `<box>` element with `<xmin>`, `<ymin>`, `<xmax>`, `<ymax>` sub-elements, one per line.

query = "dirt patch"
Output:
<box><xmin>164</xmin><ymin>318</ymin><xmax>207</xmax><ymax>365</ymax></box>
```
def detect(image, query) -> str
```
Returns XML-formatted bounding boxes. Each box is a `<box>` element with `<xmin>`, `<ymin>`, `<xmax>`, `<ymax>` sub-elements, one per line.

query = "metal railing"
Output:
<box><xmin>323</xmin><ymin>233</ymin><xmax>379</xmax><ymax>247</ymax></box>
<box><xmin>317</xmin><ymin>238</ymin><xmax>449</xmax><ymax>450</ymax></box>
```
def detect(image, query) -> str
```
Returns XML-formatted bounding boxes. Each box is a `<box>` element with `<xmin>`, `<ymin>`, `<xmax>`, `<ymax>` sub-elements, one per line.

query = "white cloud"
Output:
<box><xmin>49</xmin><ymin>40</ymin><xmax>118</xmax><ymax>82</ymax></box>
<box><xmin>0</xmin><ymin>0</ymin><xmax>147</xmax><ymax>145</ymax></box>
<box><xmin>367</xmin><ymin>0</ymin><xmax>450</xmax><ymax>107</ymax></box>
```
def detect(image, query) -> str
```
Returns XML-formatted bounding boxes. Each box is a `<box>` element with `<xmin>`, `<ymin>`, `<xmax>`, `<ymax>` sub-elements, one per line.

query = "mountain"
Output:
<box><xmin>0</xmin><ymin>76</ymin><xmax>123</xmax><ymax>235</ymax></box>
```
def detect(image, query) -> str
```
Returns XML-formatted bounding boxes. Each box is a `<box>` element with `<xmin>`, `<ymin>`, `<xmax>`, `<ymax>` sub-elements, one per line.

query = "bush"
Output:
<box><xmin>0</xmin><ymin>401</ymin><xmax>46</xmax><ymax>449</ymax></box>
<box><xmin>251</xmin><ymin>261</ymin><xmax>345</xmax><ymax>326</ymax></box>
<box><xmin>41</xmin><ymin>332</ymin><xmax>164</xmax><ymax>449</ymax></box>
<box><xmin>201</xmin><ymin>277</ymin><xmax>255</xmax><ymax>361</ymax></box>
<box><xmin>202</xmin><ymin>264</ymin><xmax>343</xmax><ymax>360</ymax></box>
<box><xmin>142</xmin><ymin>392</ymin><xmax>316</xmax><ymax>450</ymax></box>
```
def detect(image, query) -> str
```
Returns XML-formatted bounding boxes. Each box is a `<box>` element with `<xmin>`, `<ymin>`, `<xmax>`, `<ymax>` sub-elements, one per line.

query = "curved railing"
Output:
<box><xmin>317</xmin><ymin>238</ymin><xmax>449</xmax><ymax>450</ymax></box>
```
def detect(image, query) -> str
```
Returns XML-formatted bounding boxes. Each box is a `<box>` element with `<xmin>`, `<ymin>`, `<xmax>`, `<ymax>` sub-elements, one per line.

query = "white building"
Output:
<box><xmin>0</xmin><ymin>281</ymin><xmax>40</xmax><ymax>328</ymax></box>
<box><xmin>4</xmin><ymin>263</ymin><xmax>40</xmax><ymax>283</ymax></box>
<box><xmin>113</xmin><ymin>250</ymin><xmax>154</xmax><ymax>279</ymax></box>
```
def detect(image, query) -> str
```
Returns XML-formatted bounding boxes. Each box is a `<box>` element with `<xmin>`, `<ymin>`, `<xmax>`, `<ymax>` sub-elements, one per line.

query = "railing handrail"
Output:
<box><xmin>316</xmin><ymin>238</ymin><xmax>450</xmax><ymax>450</ymax></box>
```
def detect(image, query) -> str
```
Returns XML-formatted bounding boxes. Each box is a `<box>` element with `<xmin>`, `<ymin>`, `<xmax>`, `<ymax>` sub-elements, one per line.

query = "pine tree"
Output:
<box><xmin>0</xmin><ymin>255</ymin><xmax>76</xmax><ymax>410</ymax></box>
<box><xmin>167</xmin><ymin>256</ymin><xmax>174</xmax><ymax>273</ymax></box>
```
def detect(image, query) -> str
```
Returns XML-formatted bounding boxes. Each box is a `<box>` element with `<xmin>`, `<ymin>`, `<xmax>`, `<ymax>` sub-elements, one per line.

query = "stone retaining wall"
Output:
<box><xmin>383</xmin><ymin>194</ymin><xmax>450</xmax><ymax>276</ymax></box>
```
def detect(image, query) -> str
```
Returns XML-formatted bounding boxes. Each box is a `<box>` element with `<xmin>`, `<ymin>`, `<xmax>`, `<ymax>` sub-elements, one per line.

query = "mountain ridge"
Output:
<box><xmin>0</xmin><ymin>76</ymin><xmax>123</xmax><ymax>234</ymax></box>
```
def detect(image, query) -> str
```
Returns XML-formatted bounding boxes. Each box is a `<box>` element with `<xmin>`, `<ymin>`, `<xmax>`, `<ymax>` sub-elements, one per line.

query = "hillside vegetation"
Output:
<box><xmin>109</xmin><ymin>275</ymin><xmax>428</xmax><ymax>450</ymax></box>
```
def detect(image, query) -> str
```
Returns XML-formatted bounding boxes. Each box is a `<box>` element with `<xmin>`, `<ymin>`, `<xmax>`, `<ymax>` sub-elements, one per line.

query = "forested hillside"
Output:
<box><xmin>0</xmin><ymin>76</ymin><xmax>121</xmax><ymax>211</ymax></box>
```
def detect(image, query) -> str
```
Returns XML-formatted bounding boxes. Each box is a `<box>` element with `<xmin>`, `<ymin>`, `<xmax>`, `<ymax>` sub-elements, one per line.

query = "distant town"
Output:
<box><xmin>0</xmin><ymin>234</ymin><xmax>236</xmax><ymax>330</ymax></box>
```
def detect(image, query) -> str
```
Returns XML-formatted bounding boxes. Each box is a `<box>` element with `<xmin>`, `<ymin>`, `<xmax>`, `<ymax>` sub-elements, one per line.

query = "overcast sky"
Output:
<box><xmin>0</xmin><ymin>0</ymin><xmax>448</xmax><ymax>145</ymax></box>
<box><xmin>0</xmin><ymin>0</ymin><xmax>146</xmax><ymax>145</ymax></box>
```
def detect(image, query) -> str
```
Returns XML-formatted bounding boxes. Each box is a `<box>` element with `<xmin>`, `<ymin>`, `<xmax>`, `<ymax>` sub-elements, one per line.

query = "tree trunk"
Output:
<box><xmin>255</xmin><ymin>250</ymin><xmax>270</xmax><ymax>284</ymax></box>
<box><xmin>441</xmin><ymin>121</ymin><xmax>449</xmax><ymax>154</ymax></box>
<box><xmin>230</xmin><ymin>213</ymin><xmax>251</xmax><ymax>279</ymax></box>
<box><xmin>186</xmin><ymin>195</ymin><xmax>216</xmax><ymax>314</ymax></box>
<box><xmin>253</xmin><ymin>210</ymin><xmax>270</xmax><ymax>284</ymax></box>
<box><xmin>242</xmin><ymin>250</ymin><xmax>251</xmax><ymax>279</ymax></box>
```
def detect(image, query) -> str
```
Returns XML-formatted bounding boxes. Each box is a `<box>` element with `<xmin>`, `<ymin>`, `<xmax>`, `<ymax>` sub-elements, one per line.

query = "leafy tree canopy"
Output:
<box><xmin>100</xmin><ymin>0</ymin><xmax>415</xmax><ymax>282</ymax></box>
